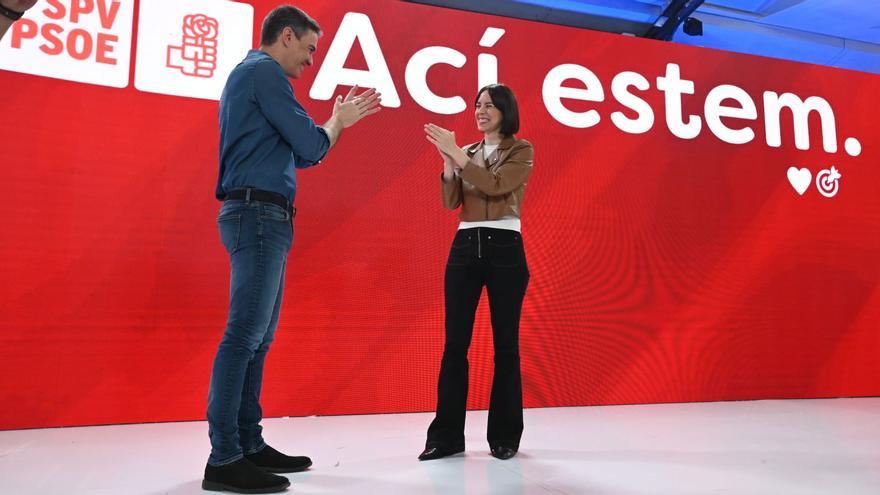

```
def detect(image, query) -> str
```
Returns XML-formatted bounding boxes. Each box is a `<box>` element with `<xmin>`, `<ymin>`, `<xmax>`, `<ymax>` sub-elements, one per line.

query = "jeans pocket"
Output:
<box><xmin>488</xmin><ymin>234</ymin><xmax>524</xmax><ymax>268</ymax></box>
<box><xmin>218</xmin><ymin>214</ymin><xmax>242</xmax><ymax>254</ymax></box>
<box><xmin>259</xmin><ymin>203</ymin><xmax>289</xmax><ymax>222</ymax></box>
<box><xmin>447</xmin><ymin>234</ymin><xmax>472</xmax><ymax>266</ymax></box>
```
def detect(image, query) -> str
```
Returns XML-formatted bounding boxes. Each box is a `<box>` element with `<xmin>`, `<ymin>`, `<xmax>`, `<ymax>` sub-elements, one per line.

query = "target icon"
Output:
<box><xmin>816</xmin><ymin>166</ymin><xmax>842</xmax><ymax>198</ymax></box>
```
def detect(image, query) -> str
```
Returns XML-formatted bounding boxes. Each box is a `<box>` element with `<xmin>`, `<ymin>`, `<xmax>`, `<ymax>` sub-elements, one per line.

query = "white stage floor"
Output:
<box><xmin>1</xmin><ymin>398</ymin><xmax>878</xmax><ymax>494</ymax></box>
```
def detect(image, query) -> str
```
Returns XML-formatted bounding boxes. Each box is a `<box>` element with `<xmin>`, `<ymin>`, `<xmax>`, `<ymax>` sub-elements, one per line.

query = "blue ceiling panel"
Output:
<box><xmin>754</xmin><ymin>0</ymin><xmax>880</xmax><ymax>44</ymax></box>
<box><xmin>513</xmin><ymin>0</ymin><xmax>880</xmax><ymax>73</ymax></box>
<box><xmin>671</xmin><ymin>12</ymin><xmax>848</xmax><ymax>67</ymax></box>
<box><xmin>412</xmin><ymin>0</ymin><xmax>880</xmax><ymax>74</ymax></box>
<box><xmin>515</xmin><ymin>0</ymin><xmax>661</xmax><ymax>22</ymax></box>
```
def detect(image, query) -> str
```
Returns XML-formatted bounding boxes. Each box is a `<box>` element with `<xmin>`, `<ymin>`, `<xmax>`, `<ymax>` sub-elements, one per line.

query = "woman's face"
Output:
<box><xmin>475</xmin><ymin>91</ymin><xmax>503</xmax><ymax>135</ymax></box>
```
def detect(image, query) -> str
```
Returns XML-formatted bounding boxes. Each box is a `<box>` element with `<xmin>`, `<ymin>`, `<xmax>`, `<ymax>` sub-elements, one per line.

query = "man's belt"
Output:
<box><xmin>223</xmin><ymin>188</ymin><xmax>295</xmax><ymax>217</ymax></box>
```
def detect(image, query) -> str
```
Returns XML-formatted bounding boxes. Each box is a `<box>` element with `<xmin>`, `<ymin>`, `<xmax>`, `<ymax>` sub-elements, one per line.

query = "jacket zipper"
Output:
<box><xmin>480</xmin><ymin>156</ymin><xmax>491</xmax><ymax>259</ymax></box>
<box><xmin>485</xmin><ymin>193</ymin><xmax>489</xmax><ymax>221</ymax></box>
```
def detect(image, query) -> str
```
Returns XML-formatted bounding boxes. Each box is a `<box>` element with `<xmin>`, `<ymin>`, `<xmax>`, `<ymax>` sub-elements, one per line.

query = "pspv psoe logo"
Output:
<box><xmin>166</xmin><ymin>14</ymin><xmax>220</xmax><ymax>79</ymax></box>
<box><xmin>134</xmin><ymin>0</ymin><xmax>253</xmax><ymax>101</ymax></box>
<box><xmin>0</xmin><ymin>0</ymin><xmax>135</xmax><ymax>87</ymax></box>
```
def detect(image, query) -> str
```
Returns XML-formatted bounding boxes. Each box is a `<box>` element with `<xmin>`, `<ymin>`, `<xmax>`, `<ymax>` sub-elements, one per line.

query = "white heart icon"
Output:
<box><xmin>787</xmin><ymin>167</ymin><xmax>812</xmax><ymax>195</ymax></box>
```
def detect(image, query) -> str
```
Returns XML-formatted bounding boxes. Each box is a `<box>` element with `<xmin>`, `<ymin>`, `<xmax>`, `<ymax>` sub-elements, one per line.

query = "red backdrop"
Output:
<box><xmin>1</xmin><ymin>0</ymin><xmax>878</xmax><ymax>430</ymax></box>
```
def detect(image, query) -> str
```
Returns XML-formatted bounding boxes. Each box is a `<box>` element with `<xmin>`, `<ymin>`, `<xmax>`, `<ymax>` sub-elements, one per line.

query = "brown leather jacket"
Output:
<box><xmin>440</xmin><ymin>135</ymin><xmax>533</xmax><ymax>221</ymax></box>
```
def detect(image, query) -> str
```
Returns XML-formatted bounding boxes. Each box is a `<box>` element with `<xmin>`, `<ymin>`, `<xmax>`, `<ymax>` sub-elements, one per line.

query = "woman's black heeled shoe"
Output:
<box><xmin>418</xmin><ymin>445</ymin><xmax>465</xmax><ymax>461</ymax></box>
<box><xmin>490</xmin><ymin>445</ymin><xmax>517</xmax><ymax>460</ymax></box>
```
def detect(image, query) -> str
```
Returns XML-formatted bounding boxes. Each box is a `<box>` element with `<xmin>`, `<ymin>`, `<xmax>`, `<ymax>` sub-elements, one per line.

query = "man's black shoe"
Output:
<box><xmin>418</xmin><ymin>444</ymin><xmax>465</xmax><ymax>461</ymax></box>
<box><xmin>202</xmin><ymin>457</ymin><xmax>290</xmax><ymax>493</ymax></box>
<box><xmin>490</xmin><ymin>445</ymin><xmax>517</xmax><ymax>460</ymax></box>
<box><xmin>246</xmin><ymin>445</ymin><xmax>313</xmax><ymax>473</ymax></box>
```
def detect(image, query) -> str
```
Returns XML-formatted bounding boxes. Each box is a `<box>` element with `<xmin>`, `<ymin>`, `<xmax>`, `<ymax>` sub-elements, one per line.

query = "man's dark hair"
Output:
<box><xmin>260</xmin><ymin>5</ymin><xmax>321</xmax><ymax>46</ymax></box>
<box><xmin>475</xmin><ymin>84</ymin><xmax>520</xmax><ymax>136</ymax></box>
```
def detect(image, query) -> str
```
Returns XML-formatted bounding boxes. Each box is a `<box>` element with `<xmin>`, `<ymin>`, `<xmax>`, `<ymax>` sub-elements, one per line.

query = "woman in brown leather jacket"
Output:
<box><xmin>420</xmin><ymin>84</ymin><xmax>533</xmax><ymax>461</ymax></box>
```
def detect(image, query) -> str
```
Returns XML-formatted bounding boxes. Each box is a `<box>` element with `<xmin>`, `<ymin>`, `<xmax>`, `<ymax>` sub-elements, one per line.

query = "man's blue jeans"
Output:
<box><xmin>207</xmin><ymin>199</ymin><xmax>293</xmax><ymax>466</ymax></box>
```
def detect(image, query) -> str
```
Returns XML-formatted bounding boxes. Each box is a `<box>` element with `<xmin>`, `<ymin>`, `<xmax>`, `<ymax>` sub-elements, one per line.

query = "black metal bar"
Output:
<box><xmin>644</xmin><ymin>0</ymin><xmax>706</xmax><ymax>41</ymax></box>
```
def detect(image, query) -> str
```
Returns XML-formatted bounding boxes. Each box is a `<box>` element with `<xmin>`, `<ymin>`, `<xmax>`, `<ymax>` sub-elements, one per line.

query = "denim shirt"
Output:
<box><xmin>216</xmin><ymin>50</ymin><xmax>330</xmax><ymax>204</ymax></box>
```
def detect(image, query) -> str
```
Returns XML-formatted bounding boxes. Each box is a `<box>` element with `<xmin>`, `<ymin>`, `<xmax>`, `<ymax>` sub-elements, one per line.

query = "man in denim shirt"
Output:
<box><xmin>204</xmin><ymin>6</ymin><xmax>381</xmax><ymax>493</ymax></box>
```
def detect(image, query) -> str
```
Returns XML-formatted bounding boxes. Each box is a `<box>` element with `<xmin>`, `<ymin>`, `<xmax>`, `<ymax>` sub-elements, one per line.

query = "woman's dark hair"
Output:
<box><xmin>261</xmin><ymin>6</ymin><xmax>321</xmax><ymax>45</ymax></box>
<box><xmin>475</xmin><ymin>84</ymin><xmax>520</xmax><ymax>136</ymax></box>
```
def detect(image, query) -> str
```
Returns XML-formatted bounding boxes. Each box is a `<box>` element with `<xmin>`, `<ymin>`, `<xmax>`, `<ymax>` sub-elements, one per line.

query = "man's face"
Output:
<box><xmin>279</xmin><ymin>28</ymin><xmax>318</xmax><ymax>79</ymax></box>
